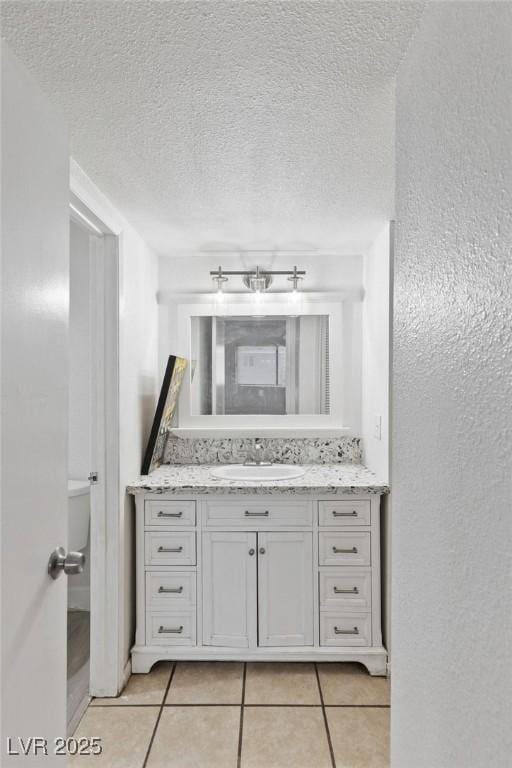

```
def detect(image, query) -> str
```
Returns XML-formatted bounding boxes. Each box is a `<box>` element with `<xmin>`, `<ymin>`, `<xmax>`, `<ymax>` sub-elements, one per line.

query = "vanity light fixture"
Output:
<box><xmin>244</xmin><ymin>265</ymin><xmax>272</xmax><ymax>293</ymax></box>
<box><xmin>209</xmin><ymin>265</ymin><xmax>306</xmax><ymax>294</ymax></box>
<box><xmin>287</xmin><ymin>266</ymin><xmax>303</xmax><ymax>296</ymax></box>
<box><xmin>212</xmin><ymin>266</ymin><xmax>229</xmax><ymax>296</ymax></box>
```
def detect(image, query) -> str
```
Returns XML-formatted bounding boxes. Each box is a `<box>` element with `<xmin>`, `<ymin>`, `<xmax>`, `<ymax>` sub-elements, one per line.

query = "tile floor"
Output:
<box><xmin>72</xmin><ymin>661</ymin><xmax>390</xmax><ymax>768</ymax></box>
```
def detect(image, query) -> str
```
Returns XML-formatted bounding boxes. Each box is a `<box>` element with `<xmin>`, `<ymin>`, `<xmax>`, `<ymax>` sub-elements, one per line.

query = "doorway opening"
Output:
<box><xmin>67</xmin><ymin>207</ymin><xmax>99</xmax><ymax>730</ymax></box>
<box><xmin>67</xmin><ymin>196</ymin><xmax>120</xmax><ymax>732</ymax></box>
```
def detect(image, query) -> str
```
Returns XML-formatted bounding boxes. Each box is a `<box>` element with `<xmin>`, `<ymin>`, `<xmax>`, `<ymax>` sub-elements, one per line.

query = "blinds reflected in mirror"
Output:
<box><xmin>319</xmin><ymin>316</ymin><xmax>330</xmax><ymax>415</ymax></box>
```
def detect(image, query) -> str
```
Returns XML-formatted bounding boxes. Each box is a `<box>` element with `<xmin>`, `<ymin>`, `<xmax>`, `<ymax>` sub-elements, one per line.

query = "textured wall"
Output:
<box><xmin>0</xmin><ymin>1</ymin><xmax>424</xmax><ymax>254</ymax></box>
<box><xmin>392</xmin><ymin>4</ymin><xmax>512</xmax><ymax>767</ymax></box>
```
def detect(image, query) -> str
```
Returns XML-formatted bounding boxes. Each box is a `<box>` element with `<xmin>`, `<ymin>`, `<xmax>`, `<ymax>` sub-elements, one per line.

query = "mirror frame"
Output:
<box><xmin>175</xmin><ymin>300</ymin><xmax>348</xmax><ymax>434</ymax></box>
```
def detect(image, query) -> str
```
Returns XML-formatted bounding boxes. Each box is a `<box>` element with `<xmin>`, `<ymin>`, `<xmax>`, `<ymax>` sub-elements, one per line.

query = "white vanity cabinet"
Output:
<box><xmin>202</xmin><ymin>531</ymin><xmax>257</xmax><ymax>648</ymax></box>
<box><xmin>201</xmin><ymin>530</ymin><xmax>313</xmax><ymax>649</ymax></box>
<box><xmin>132</xmin><ymin>492</ymin><xmax>387</xmax><ymax>675</ymax></box>
<box><xmin>257</xmin><ymin>531</ymin><xmax>313</xmax><ymax>647</ymax></box>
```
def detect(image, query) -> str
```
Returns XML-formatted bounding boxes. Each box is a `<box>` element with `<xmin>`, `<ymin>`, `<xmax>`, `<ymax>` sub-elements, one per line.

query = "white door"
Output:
<box><xmin>202</xmin><ymin>531</ymin><xmax>257</xmax><ymax>647</ymax></box>
<box><xmin>258</xmin><ymin>532</ymin><xmax>314</xmax><ymax>646</ymax></box>
<box><xmin>1</xmin><ymin>44</ymin><xmax>70</xmax><ymax>763</ymax></box>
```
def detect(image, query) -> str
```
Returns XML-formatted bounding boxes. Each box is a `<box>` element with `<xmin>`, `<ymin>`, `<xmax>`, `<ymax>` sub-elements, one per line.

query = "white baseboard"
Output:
<box><xmin>67</xmin><ymin>693</ymin><xmax>90</xmax><ymax>736</ymax></box>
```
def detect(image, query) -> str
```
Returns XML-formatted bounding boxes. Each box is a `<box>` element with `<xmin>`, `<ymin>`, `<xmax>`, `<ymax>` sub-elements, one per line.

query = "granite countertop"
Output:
<box><xmin>127</xmin><ymin>463</ymin><xmax>389</xmax><ymax>495</ymax></box>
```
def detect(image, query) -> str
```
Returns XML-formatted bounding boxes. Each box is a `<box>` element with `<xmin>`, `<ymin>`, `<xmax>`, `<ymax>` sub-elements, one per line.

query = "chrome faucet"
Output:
<box><xmin>244</xmin><ymin>443</ymin><xmax>273</xmax><ymax>466</ymax></box>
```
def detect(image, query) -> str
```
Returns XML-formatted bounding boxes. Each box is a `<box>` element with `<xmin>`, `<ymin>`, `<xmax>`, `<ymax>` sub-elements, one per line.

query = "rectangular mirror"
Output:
<box><xmin>190</xmin><ymin>315</ymin><xmax>330</xmax><ymax>416</ymax></box>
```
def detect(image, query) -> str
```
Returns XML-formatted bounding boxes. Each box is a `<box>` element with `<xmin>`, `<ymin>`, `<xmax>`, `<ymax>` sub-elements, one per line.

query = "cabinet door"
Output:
<box><xmin>202</xmin><ymin>531</ymin><xmax>257</xmax><ymax>648</ymax></box>
<box><xmin>258</xmin><ymin>532</ymin><xmax>313</xmax><ymax>646</ymax></box>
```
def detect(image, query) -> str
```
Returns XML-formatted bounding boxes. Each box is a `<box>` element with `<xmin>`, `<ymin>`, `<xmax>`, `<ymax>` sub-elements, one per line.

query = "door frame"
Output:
<box><xmin>70</xmin><ymin>161</ymin><xmax>125</xmax><ymax>696</ymax></box>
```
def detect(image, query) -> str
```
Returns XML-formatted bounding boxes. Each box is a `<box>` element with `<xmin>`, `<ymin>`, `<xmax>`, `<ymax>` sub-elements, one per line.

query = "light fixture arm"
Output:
<box><xmin>208</xmin><ymin>268</ymin><xmax>306</xmax><ymax>277</ymax></box>
<box><xmin>209</xmin><ymin>265</ymin><xmax>306</xmax><ymax>294</ymax></box>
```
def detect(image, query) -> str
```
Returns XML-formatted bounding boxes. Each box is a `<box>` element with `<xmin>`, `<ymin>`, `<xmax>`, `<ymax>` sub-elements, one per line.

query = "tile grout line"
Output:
<box><xmin>142</xmin><ymin>662</ymin><xmax>177</xmax><ymax>768</ymax></box>
<box><xmin>237</xmin><ymin>662</ymin><xmax>247</xmax><ymax>768</ymax></box>
<box><xmin>91</xmin><ymin>702</ymin><xmax>390</xmax><ymax>709</ymax></box>
<box><xmin>323</xmin><ymin>704</ymin><xmax>390</xmax><ymax>709</ymax></box>
<box><xmin>315</xmin><ymin>663</ymin><xmax>337</xmax><ymax>768</ymax></box>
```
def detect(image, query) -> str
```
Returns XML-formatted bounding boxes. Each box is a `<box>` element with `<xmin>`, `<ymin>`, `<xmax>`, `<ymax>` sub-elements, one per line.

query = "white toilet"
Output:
<box><xmin>67</xmin><ymin>480</ymin><xmax>90</xmax><ymax>552</ymax></box>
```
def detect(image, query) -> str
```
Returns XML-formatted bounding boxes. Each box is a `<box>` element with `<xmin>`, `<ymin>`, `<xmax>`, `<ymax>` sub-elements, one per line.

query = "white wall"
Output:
<box><xmin>361</xmin><ymin>223</ymin><xmax>391</xmax><ymax>653</ymax></box>
<box><xmin>362</xmin><ymin>223</ymin><xmax>390</xmax><ymax>480</ymax></box>
<box><xmin>392</xmin><ymin>5</ymin><xmax>512</xmax><ymax>768</ymax></box>
<box><xmin>69</xmin><ymin>220</ymin><xmax>92</xmax><ymax>479</ymax></box>
<box><xmin>118</xmin><ymin>226</ymin><xmax>159</xmax><ymax>668</ymax></box>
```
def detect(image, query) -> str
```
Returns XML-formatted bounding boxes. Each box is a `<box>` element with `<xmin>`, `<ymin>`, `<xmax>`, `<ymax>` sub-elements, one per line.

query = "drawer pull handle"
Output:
<box><xmin>158</xmin><ymin>586</ymin><xmax>183</xmax><ymax>594</ymax></box>
<box><xmin>157</xmin><ymin>510</ymin><xmax>183</xmax><ymax>518</ymax></box>
<box><xmin>332</xmin><ymin>546</ymin><xmax>358</xmax><ymax>554</ymax></box>
<box><xmin>158</xmin><ymin>625</ymin><xmax>184</xmax><ymax>634</ymax></box>
<box><xmin>332</xmin><ymin>510</ymin><xmax>358</xmax><ymax>517</ymax></box>
<box><xmin>158</xmin><ymin>546</ymin><xmax>184</xmax><ymax>553</ymax></box>
<box><xmin>334</xmin><ymin>626</ymin><xmax>359</xmax><ymax>635</ymax></box>
<box><xmin>334</xmin><ymin>586</ymin><xmax>359</xmax><ymax>594</ymax></box>
<box><xmin>244</xmin><ymin>510</ymin><xmax>270</xmax><ymax>517</ymax></box>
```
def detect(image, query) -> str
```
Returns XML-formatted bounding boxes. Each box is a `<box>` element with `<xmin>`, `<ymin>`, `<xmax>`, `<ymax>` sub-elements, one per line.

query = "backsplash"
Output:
<box><xmin>162</xmin><ymin>436</ymin><xmax>362</xmax><ymax>465</ymax></box>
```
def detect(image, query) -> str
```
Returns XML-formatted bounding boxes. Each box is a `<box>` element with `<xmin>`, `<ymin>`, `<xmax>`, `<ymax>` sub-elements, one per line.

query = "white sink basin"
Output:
<box><xmin>210</xmin><ymin>464</ymin><xmax>306</xmax><ymax>482</ymax></box>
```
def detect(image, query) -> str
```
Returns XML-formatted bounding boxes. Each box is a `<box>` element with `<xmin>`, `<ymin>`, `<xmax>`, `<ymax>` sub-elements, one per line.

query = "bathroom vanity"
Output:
<box><xmin>129</xmin><ymin>463</ymin><xmax>388</xmax><ymax>676</ymax></box>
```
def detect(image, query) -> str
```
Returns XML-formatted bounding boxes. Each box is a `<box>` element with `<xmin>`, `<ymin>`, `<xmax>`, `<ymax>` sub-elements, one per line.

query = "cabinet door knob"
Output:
<box><xmin>248</xmin><ymin>548</ymin><xmax>255</xmax><ymax>556</ymax></box>
<box><xmin>259</xmin><ymin>547</ymin><xmax>266</xmax><ymax>555</ymax></box>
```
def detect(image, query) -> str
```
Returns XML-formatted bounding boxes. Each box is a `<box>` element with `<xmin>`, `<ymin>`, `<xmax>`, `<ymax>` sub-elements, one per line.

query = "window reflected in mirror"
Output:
<box><xmin>190</xmin><ymin>315</ymin><xmax>330</xmax><ymax>415</ymax></box>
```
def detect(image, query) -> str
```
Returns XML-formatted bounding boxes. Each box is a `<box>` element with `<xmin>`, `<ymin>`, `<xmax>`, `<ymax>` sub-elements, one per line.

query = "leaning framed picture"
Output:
<box><xmin>141</xmin><ymin>355</ymin><xmax>188</xmax><ymax>475</ymax></box>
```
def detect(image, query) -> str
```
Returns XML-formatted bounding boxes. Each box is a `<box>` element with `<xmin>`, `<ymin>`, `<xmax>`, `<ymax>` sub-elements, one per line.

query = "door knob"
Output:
<box><xmin>259</xmin><ymin>547</ymin><xmax>266</xmax><ymax>555</ymax></box>
<box><xmin>48</xmin><ymin>547</ymin><xmax>86</xmax><ymax>580</ymax></box>
<box><xmin>248</xmin><ymin>548</ymin><xmax>255</xmax><ymax>556</ymax></box>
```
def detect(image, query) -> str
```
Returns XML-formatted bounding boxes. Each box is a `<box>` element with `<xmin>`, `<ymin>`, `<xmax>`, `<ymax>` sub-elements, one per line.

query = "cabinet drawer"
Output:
<box><xmin>205</xmin><ymin>501</ymin><xmax>312</xmax><ymax>528</ymax></box>
<box><xmin>318</xmin><ymin>532</ymin><xmax>370</xmax><ymax>566</ymax></box>
<box><xmin>145</xmin><ymin>532</ymin><xmax>196</xmax><ymax>566</ymax></box>
<box><xmin>145</xmin><ymin>500</ymin><xmax>196</xmax><ymax>527</ymax></box>
<box><xmin>146</xmin><ymin>611</ymin><xmax>196</xmax><ymax>646</ymax></box>
<box><xmin>320</xmin><ymin>612</ymin><xmax>371</xmax><ymax>647</ymax></box>
<box><xmin>318</xmin><ymin>500</ymin><xmax>371</xmax><ymax>527</ymax></box>
<box><xmin>319</xmin><ymin>568</ymin><xmax>371</xmax><ymax>611</ymax></box>
<box><xmin>146</xmin><ymin>571</ymin><xmax>196</xmax><ymax>611</ymax></box>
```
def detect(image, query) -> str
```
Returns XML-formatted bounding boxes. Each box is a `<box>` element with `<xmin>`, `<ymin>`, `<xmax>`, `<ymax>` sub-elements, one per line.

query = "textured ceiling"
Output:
<box><xmin>1</xmin><ymin>1</ymin><xmax>424</xmax><ymax>255</ymax></box>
